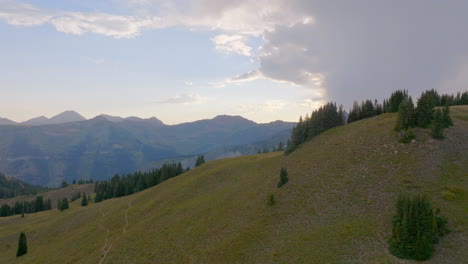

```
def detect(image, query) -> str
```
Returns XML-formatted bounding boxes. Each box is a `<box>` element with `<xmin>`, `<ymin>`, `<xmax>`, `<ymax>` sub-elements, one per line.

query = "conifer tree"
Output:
<box><xmin>81</xmin><ymin>193</ymin><xmax>88</xmax><ymax>206</ymax></box>
<box><xmin>59</xmin><ymin>198</ymin><xmax>69</xmax><ymax>211</ymax></box>
<box><xmin>388</xmin><ymin>193</ymin><xmax>448</xmax><ymax>261</ymax></box>
<box><xmin>432</xmin><ymin>109</ymin><xmax>444</xmax><ymax>139</ymax></box>
<box><xmin>16</xmin><ymin>232</ymin><xmax>27</xmax><ymax>257</ymax></box>
<box><xmin>415</xmin><ymin>90</ymin><xmax>437</xmax><ymax>127</ymax></box>
<box><xmin>442</xmin><ymin>105</ymin><xmax>453</xmax><ymax>128</ymax></box>
<box><xmin>195</xmin><ymin>155</ymin><xmax>205</xmax><ymax>167</ymax></box>
<box><xmin>395</xmin><ymin>96</ymin><xmax>415</xmax><ymax>131</ymax></box>
<box><xmin>277</xmin><ymin>168</ymin><xmax>289</xmax><ymax>188</ymax></box>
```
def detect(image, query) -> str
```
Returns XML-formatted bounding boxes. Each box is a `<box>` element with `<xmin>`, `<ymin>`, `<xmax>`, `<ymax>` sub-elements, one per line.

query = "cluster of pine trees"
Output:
<box><xmin>94</xmin><ymin>162</ymin><xmax>186</xmax><ymax>203</ymax></box>
<box><xmin>394</xmin><ymin>89</ymin><xmax>455</xmax><ymax>141</ymax></box>
<box><xmin>347</xmin><ymin>99</ymin><xmax>384</xmax><ymax>123</ymax></box>
<box><xmin>195</xmin><ymin>155</ymin><xmax>205</xmax><ymax>167</ymax></box>
<box><xmin>285</xmin><ymin>102</ymin><xmax>345</xmax><ymax>154</ymax></box>
<box><xmin>57</xmin><ymin>198</ymin><xmax>69</xmax><ymax>211</ymax></box>
<box><xmin>388</xmin><ymin>193</ymin><xmax>449</xmax><ymax>260</ymax></box>
<box><xmin>348</xmin><ymin>90</ymin><xmax>410</xmax><ymax>124</ymax></box>
<box><xmin>0</xmin><ymin>196</ymin><xmax>52</xmax><ymax>217</ymax></box>
<box><xmin>71</xmin><ymin>179</ymin><xmax>94</xmax><ymax>185</ymax></box>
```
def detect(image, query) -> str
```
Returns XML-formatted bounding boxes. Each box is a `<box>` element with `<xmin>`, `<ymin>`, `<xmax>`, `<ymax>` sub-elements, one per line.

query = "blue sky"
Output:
<box><xmin>1</xmin><ymin>0</ymin><xmax>468</xmax><ymax>124</ymax></box>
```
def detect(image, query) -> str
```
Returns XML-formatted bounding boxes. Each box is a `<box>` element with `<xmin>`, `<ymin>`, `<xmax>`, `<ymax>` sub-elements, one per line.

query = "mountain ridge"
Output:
<box><xmin>0</xmin><ymin>114</ymin><xmax>294</xmax><ymax>186</ymax></box>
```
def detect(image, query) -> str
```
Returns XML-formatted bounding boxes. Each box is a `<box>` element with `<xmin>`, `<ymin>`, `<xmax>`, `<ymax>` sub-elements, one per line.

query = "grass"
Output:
<box><xmin>0</xmin><ymin>106</ymin><xmax>466</xmax><ymax>263</ymax></box>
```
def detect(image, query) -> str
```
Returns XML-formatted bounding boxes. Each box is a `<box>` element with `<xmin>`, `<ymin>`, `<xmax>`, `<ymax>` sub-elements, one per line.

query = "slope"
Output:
<box><xmin>0</xmin><ymin>107</ymin><xmax>466</xmax><ymax>263</ymax></box>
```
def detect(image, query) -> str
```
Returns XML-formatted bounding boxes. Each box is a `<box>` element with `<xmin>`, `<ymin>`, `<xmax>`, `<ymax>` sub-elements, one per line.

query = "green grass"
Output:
<box><xmin>0</xmin><ymin>106</ymin><xmax>467</xmax><ymax>263</ymax></box>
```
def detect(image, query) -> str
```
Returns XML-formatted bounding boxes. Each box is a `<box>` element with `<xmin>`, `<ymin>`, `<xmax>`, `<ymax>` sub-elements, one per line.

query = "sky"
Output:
<box><xmin>1</xmin><ymin>0</ymin><xmax>468</xmax><ymax>124</ymax></box>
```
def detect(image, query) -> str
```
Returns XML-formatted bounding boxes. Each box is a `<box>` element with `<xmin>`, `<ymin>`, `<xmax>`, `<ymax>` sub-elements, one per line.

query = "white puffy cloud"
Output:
<box><xmin>211</xmin><ymin>34</ymin><xmax>251</xmax><ymax>56</ymax></box>
<box><xmin>158</xmin><ymin>93</ymin><xmax>206</xmax><ymax>105</ymax></box>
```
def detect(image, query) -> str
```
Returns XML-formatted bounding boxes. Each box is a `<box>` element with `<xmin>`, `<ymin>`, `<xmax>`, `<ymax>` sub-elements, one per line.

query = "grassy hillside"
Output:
<box><xmin>0</xmin><ymin>107</ymin><xmax>466</xmax><ymax>263</ymax></box>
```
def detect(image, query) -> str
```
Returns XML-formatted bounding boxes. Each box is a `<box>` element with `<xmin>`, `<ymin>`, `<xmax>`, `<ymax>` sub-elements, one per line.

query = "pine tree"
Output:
<box><xmin>432</xmin><ymin>109</ymin><xmax>444</xmax><ymax>139</ymax></box>
<box><xmin>277</xmin><ymin>168</ymin><xmax>289</xmax><ymax>188</ymax></box>
<box><xmin>395</xmin><ymin>96</ymin><xmax>415</xmax><ymax>131</ymax></box>
<box><xmin>386</xmin><ymin>90</ymin><xmax>408</xmax><ymax>113</ymax></box>
<box><xmin>16</xmin><ymin>232</ymin><xmax>27</xmax><ymax>257</ymax></box>
<box><xmin>388</xmin><ymin>193</ymin><xmax>448</xmax><ymax>260</ymax></box>
<box><xmin>442</xmin><ymin>105</ymin><xmax>453</xmax><ymax>128</ymax></box>
<box><xmin>415</xmin><ymin>90</ymin><xmax>437</xmax><ymax>127</ymax></box>
<box><xmin>195</xmin><ymin>155</ymin><xmax>205</xmax><ymax>167</ymax></box>
<box><xmin>59</xmin><ymin>198</ymin><xmax>69</xmax><ymax>211</ymax></box>
<box><xmin>81</xmin><ymin>193</ymin><xmax>88</xmax><ymax>206</ymax></box>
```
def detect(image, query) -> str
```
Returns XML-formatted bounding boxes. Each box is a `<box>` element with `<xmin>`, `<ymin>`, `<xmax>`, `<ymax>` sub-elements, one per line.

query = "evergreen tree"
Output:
<box><xmin>195</xmin><ymin>155</ymin><xmax>205</xmax><ymax>167</ymax></box>
<box><xmin>277</xmin><ymin>168</ymin><xmax>289</xmax><ymax>188</ymax></box>
<box><xmin>441</xmin><ymin>105</ymin><xmax>453</xmax><ymax>128</ymax></box>
<box><xmin>386</xmin><ymin>90</ymin><xmax>408</xmax><ymax>113</ymax></box>
<box><xmin>81</xmin><ymin>193</ymin><xmax>88</xmax><ymax>206</ymax></box>
<box><xmin>58</xmin><ymin>198</ymin><xmax>69</xmax><ymax>211</ymax></box>
<box><xmin>16</xmin><ymin>232</ymin><xmax>27</xmax><ymax>257</ymax></box>
<box><xmin>415</xmin><ymin>90</ymin><xmax>437</xmax><ymax>127</ymax></box>
<box><xmin>388</xmin><ymin>193</ymin><xmax>448</xmax><ymax>261</ymax></box>
<box><xmin>432</xmin><ymin>109</ymin><xmax>444</xmax><ymax>139</ymax></box>
<box><xmin>395</xmin><ymin>96</ymin><xmax>415</xmax><ymax>131</ymax></box>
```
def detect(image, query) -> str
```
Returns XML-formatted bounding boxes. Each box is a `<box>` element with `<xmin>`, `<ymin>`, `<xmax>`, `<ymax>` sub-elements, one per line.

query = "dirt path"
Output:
<box><xmin>123</xmin><ymin>200</ymin><xmax>132</xmax><ymax>234</ymax></box>
<box><xmin>98</xmin><ymin>205</ymin><xmax>113</xmax><ymax>264</ymax></box>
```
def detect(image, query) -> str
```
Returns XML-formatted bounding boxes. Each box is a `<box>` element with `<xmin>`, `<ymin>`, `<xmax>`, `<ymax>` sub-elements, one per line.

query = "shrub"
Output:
<box><xmin>398</xmin><ymin>129</ymin><xmax>415</xmax><ymax>144</ymax></box>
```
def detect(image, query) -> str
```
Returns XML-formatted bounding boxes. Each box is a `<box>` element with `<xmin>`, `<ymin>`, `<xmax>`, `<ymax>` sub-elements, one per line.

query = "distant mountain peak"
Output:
<box><xmin>21</xmin><ymin>111</ymin><xmax>86</xmax><ymax>126</ymax></box>
<box><xmin>21</xmin><ymin>115</ymin><xmax>49</xmax><ymax>126</ymax></box>
<box><xmin>212</xmin><ymin>115</ymin><xmax>256</xmax><ymax>125</ymax></box>
<box><xmin>48</xmin><ymin>110</ymin><xmax>86</xmax><ymax>124</ymax></box>
<box><xmin>0</xmin><ymin>117</ymin><xmax>17</xmax><ymax>126</ymax></box>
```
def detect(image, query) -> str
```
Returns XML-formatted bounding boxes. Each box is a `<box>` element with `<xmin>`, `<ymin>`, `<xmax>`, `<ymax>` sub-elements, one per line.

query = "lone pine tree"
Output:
<box><xmin>277</xmin><ymin>168</ymin><xmax>289</xmax><ymax>188</ymax></box>
<box><xmin>16</xmin><ymin>232</ymin><xmax>27</xmax><ymax>257</ymax></box>
<box><xmin>81</xmin><ymin>193</ymin><xmax>88</xmax><ymax>206</ymax></box>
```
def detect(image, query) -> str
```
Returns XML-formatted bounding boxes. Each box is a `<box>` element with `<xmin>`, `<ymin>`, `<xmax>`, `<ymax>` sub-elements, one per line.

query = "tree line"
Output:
<box><xmin>94</xmin><ymin>162</ymin><xmax>187</xmax><ymax>203</ymax></box>
<box><xmin>0</xmin><ymin>196</ymin><xmax>52</xmax><ymax>217</ymax></box>
<box><xmin>286</xmin><ymin>90</ymin><xmax>467</xmax><ymax>154</ymax></box>
<box><xmin>285</xmin><ymin>102</ymin><xmax>345</xmax><ymax>154</ymax></box>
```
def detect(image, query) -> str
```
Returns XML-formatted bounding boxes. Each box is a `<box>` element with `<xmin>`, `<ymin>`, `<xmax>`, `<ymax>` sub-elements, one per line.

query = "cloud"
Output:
<box><xmin>211</xmin><ymin>34</ymin><xmax>251</xmax><ymax>56</ymax></box>
<box><xmin>226</xmin><ymin>70</ymin><xmax>262</xmax><ymax>83</ymax></box>
<box><xmin>0</xmin><ymin>1</ymin><xmax>170</xmax><ymax>38</ymax></box>
<box><xmin>157</xmin><ymin>93</ymin><xmax>206</xmax><ymax>105</ymax></box>
<box><xmin>2</xmin><ymin>0</ymin><xmax>468</xmax><ymax>111</ymax></box>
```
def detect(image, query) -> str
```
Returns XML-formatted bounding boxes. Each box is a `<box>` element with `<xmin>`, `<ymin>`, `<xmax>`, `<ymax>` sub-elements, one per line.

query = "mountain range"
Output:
<box><xmin>0</xmin><ymin>111</ymin><xmax>294</xmax><ymax>186</ymax></box>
